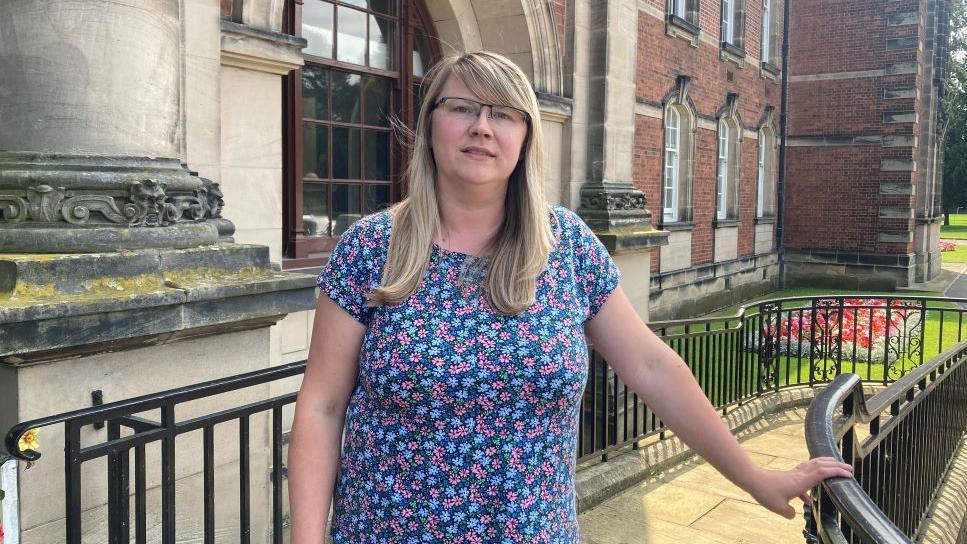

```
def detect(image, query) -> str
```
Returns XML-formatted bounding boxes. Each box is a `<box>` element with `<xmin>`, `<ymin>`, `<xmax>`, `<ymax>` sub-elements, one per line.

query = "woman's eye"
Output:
<box><xmin>451</xmin><ymin>105</ymin><xmax>472</xmax><ymax>113</ymax></box>
<box><xmin>493</xmin><ymin>111</ymin><xmax>513</xmax><ymax>121</ymax></box>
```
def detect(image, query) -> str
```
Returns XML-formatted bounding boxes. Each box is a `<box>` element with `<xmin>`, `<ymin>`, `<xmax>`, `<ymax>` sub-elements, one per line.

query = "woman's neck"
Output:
<box><xmin>435</xmin><ymin>180</ymin><xmax>506</xmax><ymax>254</ymax></box>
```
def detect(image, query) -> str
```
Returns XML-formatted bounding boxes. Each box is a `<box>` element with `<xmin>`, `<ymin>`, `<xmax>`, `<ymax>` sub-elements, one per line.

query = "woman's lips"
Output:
<box><xmin>462</xmin><ymin>147</ymin><xmax>496</xmax><ymax>158</ymax></box>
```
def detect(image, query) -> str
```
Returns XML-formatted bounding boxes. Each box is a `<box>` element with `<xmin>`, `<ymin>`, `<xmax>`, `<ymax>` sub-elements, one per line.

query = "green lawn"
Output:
<box><xmin>941</xmin><ymin>214</ymin><xmax>967</xmax><ymax>240</ymax></box>
<box><xmin>941</xmin><ymin>243</ymin><xmax>967</xmax><ymax>263</ymax></box>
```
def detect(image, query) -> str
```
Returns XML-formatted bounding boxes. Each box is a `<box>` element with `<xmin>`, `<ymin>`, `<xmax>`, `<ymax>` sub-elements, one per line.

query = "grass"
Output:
<box><xmin>940</xmin><ymin>214</ymin><xmax>967</xmax><ymax>240</ymax></box>
<box><xmin>941</xmin><ymin>243</ymin><xmax>967</xmax><ymax>263</ymax></box>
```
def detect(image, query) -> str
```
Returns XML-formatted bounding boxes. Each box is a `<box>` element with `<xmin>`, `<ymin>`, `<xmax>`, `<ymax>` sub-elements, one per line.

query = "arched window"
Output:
<box><xmin>716</xmin><ymin>115</ymin><xmax>740</xmax><ymax>221</ymax></box>
<box><xmin>757</xmin><ymin>126</ymin><xmax>777</xmax><ymax>217</ymax></box>
<box><xmin>717</xmin><ymin>120</ymin><xmax>729</xmax><ymax>220</ymax></box>
<box><xmin>283</xmin><ymin>0</ymin><xmax>440</xmax><ymax>264</ymax></box>
<box><xmin>663</xmin><ymin>101</ymin><xmax>695</xmax><ymax>223</ymax></box>
<box><xmin>664</xmin><ymin>107</ymin><xmax>680</xmax><ymax>222</ymax></box>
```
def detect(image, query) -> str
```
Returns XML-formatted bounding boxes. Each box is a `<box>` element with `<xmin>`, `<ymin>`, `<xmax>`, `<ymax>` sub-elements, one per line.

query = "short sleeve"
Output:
<box><xmin>316</xmin><ymin>217</ymin><xmax>385</xmax><ymax>326</ymax></box>
<box><xmin>562</xmin><ymin>208</ymin><xmax>621</xmax><ymax>321</ymax></box>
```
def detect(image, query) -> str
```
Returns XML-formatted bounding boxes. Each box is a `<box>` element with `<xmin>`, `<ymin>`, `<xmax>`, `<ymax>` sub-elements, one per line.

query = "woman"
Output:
<box><xmin>288</xmin><ymin>51</ymin><xmax>852</xmax><ymax>543</ymax></box>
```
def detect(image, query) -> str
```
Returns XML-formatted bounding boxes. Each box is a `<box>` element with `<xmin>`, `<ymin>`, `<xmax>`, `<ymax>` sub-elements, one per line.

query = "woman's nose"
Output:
<box><xmin>468</xmin><ymin>107</ymin><xmax>495</xmax><ymax>137</ymax></box>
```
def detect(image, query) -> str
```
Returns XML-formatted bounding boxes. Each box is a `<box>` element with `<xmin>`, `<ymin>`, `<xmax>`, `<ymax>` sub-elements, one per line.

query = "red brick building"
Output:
<box><xmin>634</xmin><ymin>0</ymin><xmax>786</xmax><ymax>318</ymax></box>
<box><xmin>630</xmin><ymin>0</ymin><xmax>950</xmax><ymax>318</ymax></box>
<box><xmin>782</xmin><ymin>0</ymin><xmax>950</xmax><ymax>289</ymax></box>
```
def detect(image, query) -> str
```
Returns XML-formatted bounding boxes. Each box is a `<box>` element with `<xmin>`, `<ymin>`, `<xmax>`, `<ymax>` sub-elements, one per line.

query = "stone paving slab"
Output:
<box><xmin>579</xmin><ymin>408</ymin><xmax>810</xmax><ymax>544</ymax></box>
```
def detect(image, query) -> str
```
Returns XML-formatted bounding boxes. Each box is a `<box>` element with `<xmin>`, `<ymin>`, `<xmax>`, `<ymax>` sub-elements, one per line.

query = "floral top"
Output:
<box><xmin>317</xmin><ymin>206</ymin><xmax>620</xmax><ymax>543</ymax></box>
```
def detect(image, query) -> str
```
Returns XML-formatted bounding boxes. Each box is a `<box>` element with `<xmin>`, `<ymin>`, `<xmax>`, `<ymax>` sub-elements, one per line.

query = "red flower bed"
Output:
<box><xmin>759</xmin><ymin>298</ymin><xmax>922</xmax><ymax>363</ymax></box>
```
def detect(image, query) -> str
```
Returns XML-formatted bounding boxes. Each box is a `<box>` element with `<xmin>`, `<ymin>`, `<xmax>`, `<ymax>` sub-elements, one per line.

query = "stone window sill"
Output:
<box><xmin>760</xmin><ymin>61</ymin><xmax>781</xmax><ymax>83</ymax></box>
<box><xmin>713</xmin><ymin>218</ymin><xmax>741</xmax><ymax>228</ymax></box>
<box><xmin>658</xmin><ymin>221</ymin><xmax>695</xmax><ymax>232</ymax></box>
<box><xmin>754</xmin><ymin>216</ymin><xmax>776</xmax><ymax>225</ymax></box>
<box><xmin>720</xmin><ymin>42</ymin><xmax>747</xmax><ymax>67</ymax></box>
<box><xmin>665</xmin><ymin>14</ymin><xmax>700</xmax><ymax>46</ymax></box>
<box><xmin>761</xmin><ymin>61</ymin><xmax>781</xmax><ymax>75</ymax></box>
<box><xmin>668</xmin><ymin>14</ymin><xmax>700</xmax><ymax>35</ymax></box>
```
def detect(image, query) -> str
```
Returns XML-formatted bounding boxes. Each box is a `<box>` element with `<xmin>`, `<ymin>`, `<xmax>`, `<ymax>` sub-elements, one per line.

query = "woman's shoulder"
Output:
<box><xmin>337</xmin><ymin>210</ymin><xmax>393</xmax><ymax>249</ymax></box>
<box><xmin>549</xmin><ymin>205</ymin><xmax>595</xmax><ymax>246</ymax></box>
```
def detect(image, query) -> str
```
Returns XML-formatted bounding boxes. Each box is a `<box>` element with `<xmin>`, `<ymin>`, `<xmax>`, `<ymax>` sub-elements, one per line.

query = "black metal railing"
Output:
<box><xmin>577</xmin><ymin>295</ymin><xmax>967</xmax><ymax>461</ymax></box>
<box><xmin>5</xmin><ymin>361</ymin><xmax>306</xmax><ymax>544</ymax></box>
<box><xmin>4</xmin><ymin>295</ymin><xmax>966</xmax><ymax>542</ymax></box>
<box><xmin>802</xmin><ymin>339</ymin><xmax>967</xmax><ymax>543</ymax></box>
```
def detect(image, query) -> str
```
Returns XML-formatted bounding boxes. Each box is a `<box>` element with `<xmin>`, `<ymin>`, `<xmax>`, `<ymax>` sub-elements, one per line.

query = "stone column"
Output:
<box><xmin>576</xmin><ymin>0</ymin><xmax>667</xmax><ymax>316</ymax></box>
<box><xmin>0</xmin><ymin>4</ymin><xmax>314</xmax><ymax>541</ymax></box>
<box><xmin>0</xmin><ymin>0</ymin><xmax>230</xmax><ymax>252</ymax></box>
<box><xmin>577</xmin><ymin>0</ymin><xmax>665</xmax><ymax>242</ymax></box>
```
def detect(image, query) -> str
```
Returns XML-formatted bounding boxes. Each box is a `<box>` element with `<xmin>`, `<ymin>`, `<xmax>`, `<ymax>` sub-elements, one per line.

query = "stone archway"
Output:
<box><xmin>227</xmin><ymin>0</ymin><xmax>564</xmax><ymax>95</ymax></box>
<box><xmin>423</xmin><ymin>0</ymin><xmax>563</xmax><ymax>96</ymax></box>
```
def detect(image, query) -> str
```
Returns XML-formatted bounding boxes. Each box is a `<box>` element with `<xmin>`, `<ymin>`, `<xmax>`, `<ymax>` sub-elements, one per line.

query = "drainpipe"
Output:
<box><xmin>776</xmin><ymin>0</ymin><xmax>792</xmax><ymax>289</ymax></box>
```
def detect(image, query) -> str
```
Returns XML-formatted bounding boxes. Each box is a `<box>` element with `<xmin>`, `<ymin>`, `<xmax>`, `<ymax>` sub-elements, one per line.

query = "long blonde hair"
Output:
<box><xmin>366</xmin><ymin>51</ymin><xmax>554</xmax><ymax>315</ymax></box>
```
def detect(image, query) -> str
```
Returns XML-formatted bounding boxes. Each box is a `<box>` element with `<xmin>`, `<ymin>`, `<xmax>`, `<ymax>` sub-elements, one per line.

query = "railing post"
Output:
<box><xmin>64</xmin><ymin>421</ymin><xmax>82</xmax><ymax>544</ymax></box>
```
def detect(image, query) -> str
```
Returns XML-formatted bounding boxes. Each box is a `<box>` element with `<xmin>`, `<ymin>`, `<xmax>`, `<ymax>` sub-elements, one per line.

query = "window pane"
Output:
<box><xmin>365</xmin><ymin>184</ymin><xmax>391</xmax><ymax>213</ymax></box>
<box><xmin>363</xmin><ymin>76</ymin><xmax>390</xmax><ymax>126</ymax></box>
<box><xmin>303</xmin><ymin>2</ymin><xmax>334</xmax><ymax>58</ymax></box>
<box><xmin>332</xmin><ymin>126</ymin><xmax>361</xmax><ymax>179</ymax></box>
<box><xmin>332</xmin><ymin>183</ymin><xmax>362</xmax><ymax>235</ymax></box>
<box><xmin>369</xmin><ymin>16</ymin><xmax>397</xmax><ymax>70</ymax></box>
<box><xmin>413</xmin><ymin>32</ymin><xmax>431</xmax><ymax>76</ymax></box>
<box><xmin>302</xmin><ymin>65</ymin><xmax>329</xmax><ymax>120</ymax></box>
<box><xmin>302</xmin><ymin>124</ymin><xmax>329</xmax><ymax>179</ymax></box>
<box><xmin>303</xmin><ymin>183</ymin><xmax>329</xmax><ymax>237</ymax></box>
<box><xmin>341</xmin><ymin>0</ymin><xmax>366</xmax><ymax>7</ymax></box>
<box><xmin>336</xmin><ymin>6</ymin><xmax>367</xmax><ymax>65</ymax></box>
<box><xmin>364</xmin><ymin>130</ymin><xmax>390</xmax><ymax>180</ymax></box>
<box><xmin>370</xmin><ymin>0</ymin><xmax>397</xmax><ymax>16</ymax></box>
<box><xmin>331</xmin><ymin>71</ymin><xmax>361</xmax><ymax>122</ymax></box>
<box><xmin>413</xmin><ymin>82</ymin><xmax>427</xmax><ymax>120</ymax></box>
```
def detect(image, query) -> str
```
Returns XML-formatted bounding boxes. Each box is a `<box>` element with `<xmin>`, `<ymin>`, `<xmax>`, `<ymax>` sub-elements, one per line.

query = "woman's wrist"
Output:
<box><xmin>731</xmin><ymin>461</ymin><xmax>770</xmax><ymax>497</ymax></box>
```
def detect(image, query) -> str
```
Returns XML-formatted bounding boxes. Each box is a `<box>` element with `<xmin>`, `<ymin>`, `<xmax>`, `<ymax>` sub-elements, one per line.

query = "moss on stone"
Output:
<box><xmin>162</xmin><ymin>265</ymin><xmax>281</xmax><ymax>287</ymax></box>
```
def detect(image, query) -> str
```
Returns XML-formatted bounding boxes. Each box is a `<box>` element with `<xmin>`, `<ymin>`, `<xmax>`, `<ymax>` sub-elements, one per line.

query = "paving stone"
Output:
<box><xmin>689</xmin><ymin>498</ymin><xmax>806</xmax><ymax>544</ymax></box>
<box><xmin>579</xmin><ymin>408</ymin><xmax>813</xmax><ymax>543</ymax></box>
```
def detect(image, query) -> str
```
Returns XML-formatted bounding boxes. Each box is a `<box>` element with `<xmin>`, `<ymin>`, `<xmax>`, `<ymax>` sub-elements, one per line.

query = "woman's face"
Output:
<box><xmin>429</xmin><ymin>76</ymin><xmax>529</xmax><ymax>192</ymax></box>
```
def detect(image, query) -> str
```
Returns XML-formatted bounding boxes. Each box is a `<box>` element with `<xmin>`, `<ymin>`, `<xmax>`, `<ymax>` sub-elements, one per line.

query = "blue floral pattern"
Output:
<box><xmin>317</xmin><ymin>206</ymin><xmax>620</xmax><ymax>543</ymax></box>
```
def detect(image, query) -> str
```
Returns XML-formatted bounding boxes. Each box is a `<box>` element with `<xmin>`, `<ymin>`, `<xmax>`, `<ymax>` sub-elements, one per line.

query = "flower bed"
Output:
<box><xmin>940</xmin><ymin>240</ymin><xmax>957</xmax><ymax>252</ymax></box>
<box><xmin>753</xmin><ymin>298</ymin><xmax>923</xmax><ymax>364</ymax></box>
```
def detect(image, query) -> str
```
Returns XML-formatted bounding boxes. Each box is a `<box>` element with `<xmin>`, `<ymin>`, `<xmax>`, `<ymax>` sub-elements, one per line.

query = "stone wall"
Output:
<box><xmin>650</xmin><ymin>253</ymin><xmax>779</xmax><ymax>320</ymax></box>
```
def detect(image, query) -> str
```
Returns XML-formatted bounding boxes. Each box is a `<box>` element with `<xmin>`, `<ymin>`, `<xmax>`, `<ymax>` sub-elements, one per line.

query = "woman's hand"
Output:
<box><xmin>744</xmin><ymin>457</ymin><xmax>855</xmax><ymax>519</ymax></box>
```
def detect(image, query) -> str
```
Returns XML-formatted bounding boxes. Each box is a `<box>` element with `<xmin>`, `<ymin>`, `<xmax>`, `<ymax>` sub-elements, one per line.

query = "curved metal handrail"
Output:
<box><xmin>804</xmin><ymin>340</ymin><xmax>967</xmax><ymax>543</ymax></box>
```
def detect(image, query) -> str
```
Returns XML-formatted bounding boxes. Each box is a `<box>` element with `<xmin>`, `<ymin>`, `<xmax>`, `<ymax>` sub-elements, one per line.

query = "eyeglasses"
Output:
<box><xmin>432</xmin><ymin>97</ymin><xmax>530</xmax><ymax>127</ymax></box>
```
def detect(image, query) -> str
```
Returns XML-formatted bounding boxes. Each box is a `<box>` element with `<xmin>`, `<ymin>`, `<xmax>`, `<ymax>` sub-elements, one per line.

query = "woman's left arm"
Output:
<box><xmin>584</xmin><ymin>286</ymin><xmax>853</xmax><ymax>519</ymax></box>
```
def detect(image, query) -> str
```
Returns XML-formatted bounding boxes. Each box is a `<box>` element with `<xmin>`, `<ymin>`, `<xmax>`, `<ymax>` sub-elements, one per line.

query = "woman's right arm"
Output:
<box><xmin>288</xmin><ymin>293</ymin><xmax>366</xmax><ymax>543</ymax></box>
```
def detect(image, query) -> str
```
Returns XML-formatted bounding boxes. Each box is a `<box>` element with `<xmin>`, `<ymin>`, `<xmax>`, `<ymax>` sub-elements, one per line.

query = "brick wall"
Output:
<box><xmin>634</xmin><ymin>6</ymin><xmax>782</xmax><ymax>272</ymax></box>
<box><xmin>784</xmin><ymin>0</ymin><xmax>922</xmax><ymax>256</ymax></box>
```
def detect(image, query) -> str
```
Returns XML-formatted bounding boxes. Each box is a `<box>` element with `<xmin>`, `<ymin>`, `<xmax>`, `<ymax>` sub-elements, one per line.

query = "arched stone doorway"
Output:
<box><xmin>422</xmin><ymin>0</ymin><xmax>563</xmax><ymax>96</ymax></box>
<box><xmin>223</xmin><ymin>0</ymin><xmax>563</xmax><ymax>96</ymax></box>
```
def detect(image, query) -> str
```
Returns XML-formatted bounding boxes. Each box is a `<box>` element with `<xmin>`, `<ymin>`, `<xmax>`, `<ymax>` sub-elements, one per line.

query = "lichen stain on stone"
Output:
<box><xmin>162</xmin><ymin>265</ymin><xmax>277</xmax><ymax>287</ymax></box>
<box><xmin>0</xmin><ymin>274</ymin><xmax>167</xmax><ymax>306</ymax></box>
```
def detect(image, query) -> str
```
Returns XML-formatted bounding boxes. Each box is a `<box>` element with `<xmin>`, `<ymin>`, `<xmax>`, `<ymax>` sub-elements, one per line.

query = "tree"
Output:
<box><xmin>943</xmin><ymin>1</ymin><xmax>967</xmax><ymax>222</ymax></box>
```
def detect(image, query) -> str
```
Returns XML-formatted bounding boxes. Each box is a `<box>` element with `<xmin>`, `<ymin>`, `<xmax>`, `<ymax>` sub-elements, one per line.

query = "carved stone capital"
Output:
<box><xmin>577</xmin><ymin>181</ymin><xmax>653</xmax><ymax>230</ymax></box>
<box><xmin>576</xmin><ymin>181</ymin><xmax>668</xmax><ymax>254</ymax></box>
<box><xmin>0</xmin><ymin>153</ymin><xmax>234</xmax><ymax>253</ymax></box>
